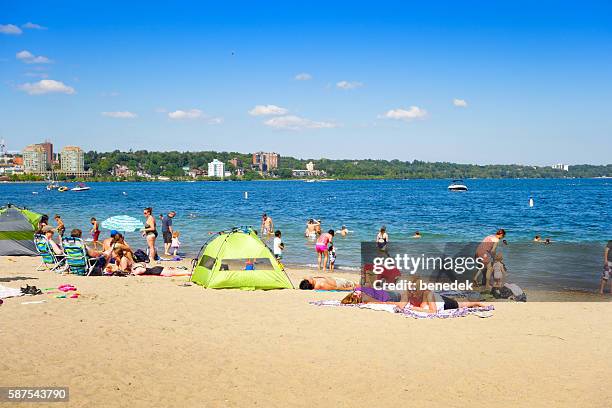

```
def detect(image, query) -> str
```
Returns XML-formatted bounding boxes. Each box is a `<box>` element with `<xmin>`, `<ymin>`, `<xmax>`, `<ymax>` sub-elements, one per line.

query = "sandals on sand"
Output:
<box><xmin>20</xmin><ymin>285</ymin><xmax>42</xmax><ymax>295</ymax></box>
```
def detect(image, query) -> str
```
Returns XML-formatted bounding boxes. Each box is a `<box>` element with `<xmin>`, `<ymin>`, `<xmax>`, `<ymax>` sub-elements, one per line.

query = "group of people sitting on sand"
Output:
<box><xmin>35</xmin><ymin>211</ymin><xmax>185</xmax><ymax>276</ymax></box>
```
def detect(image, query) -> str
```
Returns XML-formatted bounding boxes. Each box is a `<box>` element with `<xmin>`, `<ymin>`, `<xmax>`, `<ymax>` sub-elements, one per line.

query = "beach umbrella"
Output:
<box><xmin>100</xmin><ymin>215</ymin><xmax>144</xmax><ymax>232</ymax></box>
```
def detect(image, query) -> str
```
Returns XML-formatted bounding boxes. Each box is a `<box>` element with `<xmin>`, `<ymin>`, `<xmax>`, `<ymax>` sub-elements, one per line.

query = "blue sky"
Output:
<box><xmin>1</xmin><ymin>0</ymin><xmax>611</xmax><ymax>165</ymax></box>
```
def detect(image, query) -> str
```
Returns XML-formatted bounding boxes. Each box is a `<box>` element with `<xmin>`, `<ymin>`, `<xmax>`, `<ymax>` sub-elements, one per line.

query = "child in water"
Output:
<box><xmin>328</xmin><ymin>244</ymin><xmax>336</xmax><ymax>271</ymax></box>
<box><xmin>171</xmin><ymin>231</ymin><xmax>181</xmax><ymax>257</ymax></box>
<box><xmin>492</xmin><ymin>253</ymin><xmax>507</xmax><ymax>288</ymax></box>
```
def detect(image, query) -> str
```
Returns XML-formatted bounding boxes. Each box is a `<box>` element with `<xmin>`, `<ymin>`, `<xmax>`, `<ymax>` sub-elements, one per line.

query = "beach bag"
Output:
<box><xmin>134</xmin><ymin>249</ymin><xmax>150</xmax><ymax>263</ymax></box>
<box><xmin>499</xmin><ymin>283</ymin><xmax>527</xmax><ymax>302</ymax></box>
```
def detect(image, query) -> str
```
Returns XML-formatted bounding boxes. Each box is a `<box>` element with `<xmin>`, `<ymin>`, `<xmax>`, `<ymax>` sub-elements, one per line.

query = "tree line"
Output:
<box><xmin>15</xmin><ymin>149</ymin><xmax>606</xmax><ymax>181</ymax></box>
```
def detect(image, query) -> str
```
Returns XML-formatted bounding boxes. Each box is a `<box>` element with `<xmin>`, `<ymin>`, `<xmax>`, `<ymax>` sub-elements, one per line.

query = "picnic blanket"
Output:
<box><xmin>309</xmin><ymin>300</ymin><xmax>494</xmax><ymax>319</ymax></box>
<box><xmin>0</xmin><ymin>284</ymin><xmax>24</xmax><ymax>299</ymax></box>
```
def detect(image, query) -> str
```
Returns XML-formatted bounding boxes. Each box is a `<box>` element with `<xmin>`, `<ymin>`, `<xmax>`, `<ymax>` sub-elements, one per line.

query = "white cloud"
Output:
<box><xmin>22</xmin><ymin>22</ymin><xmax>47</xmax><ymax>30</ymax></box>
<box><xmin>19</xmin><ymin>79</ymin><xmax>75</xmax><ymax>95</ymax></box>
<box><xmin>263</xmin><ymin>115</ymin><xmax>336</xmax><ymax>131</ymax></box>
<box><xmin>168</xmin><ymin>109</ymin><xmax>203</xmax><ymax>120</ymax></box>
<box><xmin>101</xmin><ymin>111</ymin><xmax>137</xmax><ymax>119</ymax></box>
<box><xmin>16</xmin><ymin>50</ymin><xmax>34</xmax><ymax>59</ymax></box>
<box><xmin>336</xmin><ymin>80</ymin><xmax>363</xmax><ymax>90</ymax></box>
<box><xmin>295</xmin><ymin>73</ymin><xmax>312</xmax><ymax>81</ymax></box>
<box><xmin>0</xmin><ymin>24</ymin><xmax>22</xmax><ymax>35</ymax></box>
<box><xmin>16</xmin><ymin>50</ymin><xmax>52</xmax><ymax>64</ymax></box>
<box><xmin>166</xmin><ymin>109</ymin><xmax>223</xmax><ymax>124</ymax></box>
<box><xmin>379</xmin><ymin>106</ymin><xmax>427</xmax><ymax>121</ymax></box>
<box><xmin>248</xmin><ymin>104</ymin><xmax>289</xmax><ymax>116</ymax></box>
<box><xmin>453</xmin><ymin>98</ymin><xmax>468</xmax><ymax>107</ymax></box>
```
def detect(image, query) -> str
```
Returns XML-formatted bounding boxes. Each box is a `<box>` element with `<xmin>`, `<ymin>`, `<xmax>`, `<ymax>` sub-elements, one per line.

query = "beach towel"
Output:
<box><xmin>159</xmin><ymin>256</ymin><xmax>182</xmax><ymax>262</ymax></box>
<box><xmin>0</xmin><ymin>284</ymin><xmax>24</xmax><ymax>299</ymax></box>
<box><xmin>400</xmin><ymin>305</ymin><xmax>494</xmax><ymax>319</ymax></box>
<box><xmin>309</xmin><ymin>300</ymin><xmax>494</xmax><ymax>319</ymax></box>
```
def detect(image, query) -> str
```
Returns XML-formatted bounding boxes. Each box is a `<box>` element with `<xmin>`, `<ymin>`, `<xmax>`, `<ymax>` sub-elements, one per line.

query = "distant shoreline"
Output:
<box><xmin>3</xmin><ymin>176</ymin><xmax>612</xmax><ymax>184</ymax></box>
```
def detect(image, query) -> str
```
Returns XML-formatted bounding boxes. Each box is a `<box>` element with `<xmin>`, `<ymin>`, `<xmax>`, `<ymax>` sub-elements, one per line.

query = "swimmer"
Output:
<box><xmin>412</xmin><ymin>231</ymin><xmax>422</xmax><ymax>239</ymax></box>
<box><xmin>338</xmin><ymin>225</ymin><xmax>349</xmax><ymax>236</ymax></box>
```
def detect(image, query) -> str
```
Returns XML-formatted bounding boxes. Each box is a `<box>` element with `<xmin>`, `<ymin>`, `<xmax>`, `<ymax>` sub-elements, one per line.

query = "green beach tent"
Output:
<box><xmin>0</xmin><ymin>204</ymin><xmax>42</xmax><ymax>256</ymax></box>
<box><xmin>191</xmin><ymin>227</ymin><xmax>294</xmax><ymax>290</ymax></box>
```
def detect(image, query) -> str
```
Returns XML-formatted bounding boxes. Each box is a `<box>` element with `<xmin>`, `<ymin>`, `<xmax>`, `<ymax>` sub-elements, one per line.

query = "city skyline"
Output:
<box><xmin>1</xmin><ymin>1</ymin><xmax>611</xmax><ymax>165</ymax></box>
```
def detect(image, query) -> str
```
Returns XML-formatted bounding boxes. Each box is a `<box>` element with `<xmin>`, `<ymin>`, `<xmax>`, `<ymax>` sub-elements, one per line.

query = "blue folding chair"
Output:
<box><xmin>62</xmin><ymin>236</ymin><xmax>98</xmax><ymax>276</ymax></box>
<box><xmin>34</xmin><ymin>234</ymin><xmax>66</xmax><ymax>272</ymax></box>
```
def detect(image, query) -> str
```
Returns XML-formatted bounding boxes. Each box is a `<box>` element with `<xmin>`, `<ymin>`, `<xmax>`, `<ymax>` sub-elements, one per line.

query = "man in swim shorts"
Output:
<box><xmin>260</xmin><ymin>213</ymin><xmax>274</xmax><ymax>237</ymax></box>
<box><xmin>299</xmin><ymin>276</ymin><xmax>356</xmax><ymax>290</ymax></box>
<box><xmin>161</xmin><ymin>211</ymin><xmax>176</xmax><ymax>256</ymax></box>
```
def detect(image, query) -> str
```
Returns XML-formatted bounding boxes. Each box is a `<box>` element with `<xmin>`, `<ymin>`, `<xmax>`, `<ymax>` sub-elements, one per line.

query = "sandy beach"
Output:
<box><xmin>1</xmin><ymin>256</ymin><xmax>611</xmax><ymax>407</ymax></box>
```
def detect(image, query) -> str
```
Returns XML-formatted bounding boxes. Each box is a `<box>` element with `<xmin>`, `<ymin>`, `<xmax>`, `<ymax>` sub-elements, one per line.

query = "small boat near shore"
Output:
<box><xmin>448</xmin><ymin>179</ymin><xmax>468</xmax><ymax>191</ymax></box>
<box><xmin>71</xmin><ymin>183</ymin><xmax>91</xmax><ymax>192</ymax></box>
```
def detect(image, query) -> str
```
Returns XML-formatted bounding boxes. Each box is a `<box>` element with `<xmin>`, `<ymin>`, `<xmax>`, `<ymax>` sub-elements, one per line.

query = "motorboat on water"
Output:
<box><xmin>448</xmin><ymin>179</ymin><xmax>468</xmax><ymax>191</ymax></box>
<box><xmin>71</xmin><ymin>183</ymin><xmax>91</xmax><ymax>192</ymax></box>
<box><xmin>46</xmin><ymin>172</ymin><xmax>60</xmax><ymax>190</ymax></box>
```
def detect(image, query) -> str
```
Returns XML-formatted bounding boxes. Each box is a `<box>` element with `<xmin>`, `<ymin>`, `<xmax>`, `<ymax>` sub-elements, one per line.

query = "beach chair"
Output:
<box><xmin>62</xmin><ymin>236</ymin><xmax>98</xmax><ymax>276</ymax></box>
<box><xmin>34</xmin><ymin>234</ymin><xmax>66</xmax><ymax>272</ymax></box>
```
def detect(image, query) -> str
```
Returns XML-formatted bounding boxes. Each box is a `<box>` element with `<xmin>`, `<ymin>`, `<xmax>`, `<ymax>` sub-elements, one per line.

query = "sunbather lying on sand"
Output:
<box><xmin>130</xmin><ymin>265</ymin><xmax>190</xmax><ymax>276</ymax></box>
<box><xmin>341</xmin><ymin>286</ymin><xmax>485</xmax><ymax>313</ymax></box>
<box><xmin>299</xmin><ymin>276</ymin><xmax>356</xmax><ymax>290</ymax></box>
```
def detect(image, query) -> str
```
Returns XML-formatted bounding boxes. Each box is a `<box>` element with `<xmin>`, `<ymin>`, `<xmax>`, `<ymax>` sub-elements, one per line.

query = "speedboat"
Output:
<box><xmin>71</xmin><ymin>183</ymin><xmax>91</xmax><ymax>192</ymax></box>
<box><xmin>448</xmin><ymin>179</ymin><xmax>468</xmax><ymax>191</ymax></box>
<box><xmin>46</xmin><ymin>183</ymin><xmax>59</xmax><ymax>191</ymax></box>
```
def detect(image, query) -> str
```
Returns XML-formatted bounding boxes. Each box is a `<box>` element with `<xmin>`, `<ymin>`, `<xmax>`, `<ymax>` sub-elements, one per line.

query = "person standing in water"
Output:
<box><xmin>376</xmin><ymin>226</ymin><xmax>389</xmax><ymax>250</ymax></box>
<box><xmin>305</xmin><ymin>219</ymin><xmax>318</xmax><ymax>238</ymax></box>
<box><xmin>315</xmin><ymin>229</ymin><xmax>334</xmax><ymax>271</ymax></box>
<box><xmin>260</xmin><ymin>213</ymin><xmax>274</xmax><ymax>238</ymax></box>
<box><xmin>473</xmin><ymin>228</ymin><xmax>506</xmax><ymax>290</ymax></box>
<box><xmin>599</xmin><ymin>240</ymin><xmax>612</xmax><ymax>294</ymax></box>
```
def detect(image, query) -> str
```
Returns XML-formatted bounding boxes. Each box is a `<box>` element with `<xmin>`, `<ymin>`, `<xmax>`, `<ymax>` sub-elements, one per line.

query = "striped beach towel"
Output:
<box><xmin>309</xmin><ymin>300</ymin><xmax>494</xmax><ymax>319</ymax></box>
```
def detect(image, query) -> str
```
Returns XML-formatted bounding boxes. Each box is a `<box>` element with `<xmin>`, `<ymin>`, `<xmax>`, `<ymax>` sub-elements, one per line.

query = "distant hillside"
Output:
<box><xmin>82</xmin><ymin>150</ymin><xmax>612</xmax><ymax>180</ymax></box>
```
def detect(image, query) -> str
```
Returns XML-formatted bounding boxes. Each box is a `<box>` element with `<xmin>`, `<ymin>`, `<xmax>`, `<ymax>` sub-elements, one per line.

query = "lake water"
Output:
<box><xmin>1</xmin><ymin>179</ymin><xmax>610</xmax><ymax>290</ymax></box>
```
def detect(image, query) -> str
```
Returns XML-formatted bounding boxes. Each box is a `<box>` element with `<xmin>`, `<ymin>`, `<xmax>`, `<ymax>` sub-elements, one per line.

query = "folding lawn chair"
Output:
<box><xmin>62</xmin><ymin>236</ymin><xmax>98</xmax><ymax>276</ymax></box>
<box><xmin>34</xmin><ymin>234</ymin><xmax>66</xmax><ymax>272</ymax></box>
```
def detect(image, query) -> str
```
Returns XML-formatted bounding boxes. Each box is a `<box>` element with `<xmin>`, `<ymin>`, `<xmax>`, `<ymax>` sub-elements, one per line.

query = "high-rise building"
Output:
<box><xmin>306</xmin><ymin>161</ymin><xmax>315</xmax><ymax>172</ymax></box>
<box><xmin>229</xmin><ymin>157</ymin><xmax>243</xmax><ymax>168</ymax></box>
<box><xmin>60</xmin><ymin>146</ymin><xmax>85</xmax><ymax>173</ymax></box>
<box><xmin>38</xmin><ymin>141</ymin><xmax>53</xmax><ymax>167</ymax></box>
<box><xmin>22</xmin><ymin>144</ymin><xmax>48</xmax><ymax>173</ymax></box>
<box><xmin>252</xmin><ymin>152</ymin><xmax>280</xmax><ymax>172</ymax></box>
<box><xmin>208</xmin><ymin>159</ymin><xmax>225</xmax><ymax>178</ymax></box>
